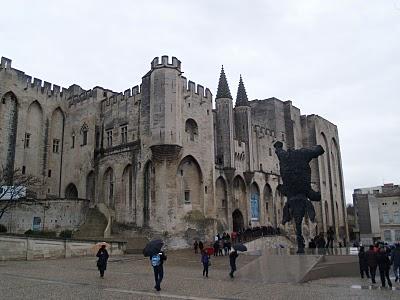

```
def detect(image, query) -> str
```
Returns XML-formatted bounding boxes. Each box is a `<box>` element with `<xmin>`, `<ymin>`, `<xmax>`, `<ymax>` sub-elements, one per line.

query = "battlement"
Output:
<box><xmin>1</xmin><ymin>56</ymin><xmax>69</xmax><ymax>98</ymax></box>
<box><xmin>151</xmin><ymin>55</ymin><xmax>181</xmax><ymax>71</ymax></box>
<box><xmin>181</xmin><ymin>76</ymin><xmax>212</xmax><ymax>100</ymax></box>
<box><xmin>253</xmin><ymin>125</ymin><xmax>276</xmax><ymax>138</ymax></box>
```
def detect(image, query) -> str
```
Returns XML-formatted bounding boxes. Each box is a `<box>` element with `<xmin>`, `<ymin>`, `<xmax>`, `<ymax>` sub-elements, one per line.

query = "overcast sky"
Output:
<box><xmin>1</xmin><ymin>1</ymin><xmax>399</xmax><ymax>204</ymax></box>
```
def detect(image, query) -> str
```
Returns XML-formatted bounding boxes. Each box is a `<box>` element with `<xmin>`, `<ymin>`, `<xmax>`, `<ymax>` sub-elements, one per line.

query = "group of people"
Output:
<box><xmin>358</xmin><ymin>242</ymin><xmax>400</xmax><ymax>288</ymax></box>
<box><xmin>308</xmin><ymin>227</ymin><xmax>346</xmax><ymax>249</ymax></box>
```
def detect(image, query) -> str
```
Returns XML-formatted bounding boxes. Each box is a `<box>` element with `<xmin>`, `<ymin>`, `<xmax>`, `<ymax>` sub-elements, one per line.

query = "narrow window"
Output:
<box><xmin>53</xmin><ymin>139</ymin><xmax>60</xmax><ymax>153</ymax></box>
<box><xmin>121</xmin><ymin>125</ymin><xmax>128</xmax><ymax>144</ymax></box>
<box><xmin>81</xmin><ymin>124</ymin><xmax>89</xmax><ymax>146</ymax></box>
<box><xmin>106</xmin><ymin>130</ymin><xmax>113</xmax><ymax>147</ymax></box>
<box><xmin>22</xmin><ymin>166</ymin><xmax>26</xmax><ymax>174</ymax></box>
<box><xmin>269</xmin><ymin>148</ymin><xmax>272</xmax><ymax>156</ymax></box>
<box><xmin>205</xmin><ymin>186</ymin><xmax>208</xmax><ymax>193</ymax></box>
<box><xmin>48</xmin><ymin>170</ymin><xmax>52</xmax><ymax>177</ymax></box>
<box><xmin>24</xmin><ymin>133</ymin><xmax>31</xmax><ymax>148</ymax></box>
<box><xmin>184</xmin><ymin>190</ymin><xmax>190</xmax><ymax>203</ymax></box>
<box><xmin>71</xmin><ymin>134</ymin><xmax>75</xmax><ymax>148</ymax></box>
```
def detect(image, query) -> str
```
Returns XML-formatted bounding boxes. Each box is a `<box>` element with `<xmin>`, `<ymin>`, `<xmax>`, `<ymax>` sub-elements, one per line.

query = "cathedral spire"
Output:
<box><xmin>216</xmin><ymin>65</ymin><xmax>232</xmax><ymax>99</ymax></box>
<box><xmin>235</xmin><ymin>75</ymin><xmax>249</xmax><ymax>107</ymax></box>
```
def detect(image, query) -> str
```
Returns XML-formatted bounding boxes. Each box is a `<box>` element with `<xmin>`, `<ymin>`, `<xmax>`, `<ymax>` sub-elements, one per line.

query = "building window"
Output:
<box><xmin>222</xmin><ymin>198</ymin><xmax>227</xmax><ymax>208</ymax></box>
<box><xmin>81</xmin><ymin>124</ymin><xmax>88</xmax><ymax>146</ymax></box>
<box><xmin>185</xmin><ymin>119</ymin><xmax>198</xmax><ymax>142</ymax></box>
<box><xmin>382</xmin><ymin>212</ymin><xmax>390</xmax><ymax>224</ymax></box>
<box><xmin>205</xmin><ymin>186</ymin><xmax>207</xmax><ymax>193</ymax></box>
<box><xmin>121</xmin><ymin>125</ymin><xmax>128</xmax><ymax>144</ymax></box>
<box><xmin>53</xmin><ymin>139</ymin><xmax>60</xmax><ymax>153</ymax></box>
<box><xmin>282</xmin><ymin>133</ymin><xmax>285</xmax><ymax>141</ymax></box>
<box><xmin>106</xmin><ymin>130</ymin><xmax>113</xmax><ymax>147</ymax></box>
<box><xmin>184</xmin><ymin>190</ymin><xmax>190</xmax><ymax>203</ymax></box>
<box><xmin>394</xmin><ymin>201</ymin><xmax>398</xmax><ymax>205</ymax></box>
<box><xmin>394</xmin><ymin>211</ymin><xmax>400</xmax><ymax>224</ymax></box>
<box><xmin>384</xmin><ymin>230</ymin><xmax>392</xmax><ymax>242</ymax></box>
<box><xmin>24</xmin><ymin>133</ymin><xmax>31</xmax><ymax>148</ymax></box>
<box><xmin>48</xmin><ymin>170</ymin><xmax>52</xmax><ymax>177</ymax></box>
<box><xmin>71</xmin><ymin>133</ymin><xmax>75</xmax><ymax>148</ymax></box>
<box><xmin>22</xmin><ymin>166</ymin><xmax>26</xmax><ymax>174</ymax></box>
<box><xmin>269</xmin><ymin>148</ymin><xmax>272</xmax><ymax>156</ymax></box>
<box><xmin>396</xmin><ymin>230</ymin><xmax>400</xmax><ymax>241</ymax></box>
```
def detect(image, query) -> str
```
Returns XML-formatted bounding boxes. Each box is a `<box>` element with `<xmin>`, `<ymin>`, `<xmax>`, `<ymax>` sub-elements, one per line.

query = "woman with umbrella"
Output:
<box><xmin>96</xmin><ymin>243</ymin><xmax>109</xmax><ymax>278</ymax></box>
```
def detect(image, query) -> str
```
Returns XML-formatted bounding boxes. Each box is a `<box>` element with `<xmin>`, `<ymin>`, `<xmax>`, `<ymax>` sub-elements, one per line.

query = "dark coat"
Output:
<box><xmin>358</xmin><ymin>251</ymin><xmax>368</xmax><ymax>270</ymax></box>
<box><xmin>229</xmin><ymin>251</ymin><xmax>238</xmax><ymax>267</ymax></box>
<box><xmin>96</xmin><ymin>249</ymin><xmax>109</xmax><ymax>271</ymax></box>
<box><xmin>391</xmin><ymin>247</ymin><xmax>400</xmax><ymax>266</ymax></box>
<box><xmin>366</xmin><ymin>250</ymin><xmax>377</xmax><ymax>267</ymax></box>
<box><xmin>377</xmin><ymin>251</ymin><xmax>391</xmax><ymax>271</ymax></box>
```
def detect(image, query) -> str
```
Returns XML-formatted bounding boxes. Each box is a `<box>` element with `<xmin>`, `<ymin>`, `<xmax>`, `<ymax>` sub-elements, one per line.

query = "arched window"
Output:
<box><xmin>65</xmin><ymin>183</ymin><xmax>78</xmax><ymax>198</ymax></box>
<box><xmin>81</xmin><ymin>123</ymin><xmax>89</xmax><ymax>146</ymax></box>
<box><xmin>185</xmin><ymin>119</ymin><xmax>198</xmax><ymax>141</ymax></box>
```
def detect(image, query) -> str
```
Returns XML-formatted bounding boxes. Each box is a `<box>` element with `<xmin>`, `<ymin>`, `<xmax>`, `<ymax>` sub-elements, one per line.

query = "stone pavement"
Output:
<box><xmin>0</xmin><ymin>249</ymin><xmax>399</xmax><ymax>299</ymax></box>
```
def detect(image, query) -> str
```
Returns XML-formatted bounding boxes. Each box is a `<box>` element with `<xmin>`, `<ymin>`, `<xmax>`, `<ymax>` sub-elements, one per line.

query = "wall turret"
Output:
<box><xmin>234</xmin><ymin>75</ymin><xmax>253</xmax><ymax>170</ymax></box>
<box><xmin>142</xmin><ymin>56</ymin><xmax>183</xmax><ymax>160</ymax></box>
<box><xmin>215</xmin><ymin>66</ymin><xmax>234</xmax><ymax>168</ymax></box>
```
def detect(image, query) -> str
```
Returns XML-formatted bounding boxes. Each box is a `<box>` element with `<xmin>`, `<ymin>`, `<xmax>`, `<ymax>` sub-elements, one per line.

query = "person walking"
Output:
<box><xmin>358</xmin><ymin>246</ymin><xmax>370</xmax><ymax>279</ymax></box>
<box><xmin>198</xmin><ymin>241</ymin><xmax>204</xmax><ymax>253</ymax></box>
<box><xmin>201</xmin><ymin>250</ymin><xmax>210</xmax><ymax>277</ymax></box>
<box><xmin>326</xmin><ymin>227</ymin><xmax>334</xmax><ymax>248</ymax></box>
<box><xmin>391</xmin><ymin>243</ymin><xmax>400</xmax><ymax>282</ymax></box>
<box><xmin>366</xmin><ymin>245</ymin><xmax>378</xmax><ymax>284</ymax></box>
<box><xmin>377</xmin><ymin>246</ymin><xmax>392</xmax><ymax>288</ymax></box>
<box><xmin>96</xmin><ymin>245</ymin><xmax>109</xmax><ymax>278</ymax></box>
<box><xmin>194</xmin><ymin>240</ymin><xmax>199</xmax><ymax>254</ymax></box>
<box><xmin>213</xmin><ymin>240</ymin><xmax>219</xmax><ymax>257</ymax></box>
<box><xmin>229</xmin><ymin>250</ymin><xmax>239</xmax><ymax>278</ymax></box>
<box><xmin>151</xmin><ymin>250</ymin><xmax>167</xmax><ymax>291</ymax></box>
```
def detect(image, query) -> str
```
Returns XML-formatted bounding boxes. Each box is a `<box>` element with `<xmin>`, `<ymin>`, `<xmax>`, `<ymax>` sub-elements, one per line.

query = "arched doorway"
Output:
<box><xmin>65</xmin><ymin>183</ymin><xmax>78</xmax><ymax>198</ymax></box>
<box><xmin>250</xmin><ymin>182</ymin><xmax>260</xmax><ymax>221</ymax></box>
<box><xmin>232</xmin><ymin>209</ymin><xmax>244</xmax><ymax>232</ymax></box>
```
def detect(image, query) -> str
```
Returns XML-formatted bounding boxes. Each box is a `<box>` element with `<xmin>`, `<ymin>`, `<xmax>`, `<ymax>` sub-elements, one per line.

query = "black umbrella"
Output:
<box><xmin>233</xmin><ymin>243</ymin><xmax>247</xmax><ymax>252</ymax></box>
<box><xmin>143</xmin><ymin>239</ymin><xmax>164</xmax><ymax>257</ymax></box>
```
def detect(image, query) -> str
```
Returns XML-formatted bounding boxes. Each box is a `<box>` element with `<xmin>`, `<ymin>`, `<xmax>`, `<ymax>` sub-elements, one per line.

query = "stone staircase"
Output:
<box><xmin>73</xmin><ymin>207</ymin><xmax>107</xmax><ymax>239</ymax></box>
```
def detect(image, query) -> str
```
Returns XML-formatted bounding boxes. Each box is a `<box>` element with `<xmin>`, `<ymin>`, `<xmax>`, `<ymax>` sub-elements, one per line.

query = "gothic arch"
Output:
<box><xmin>250</xmin><ymin>182</ymin><xmax>260</xmax><ymax>221</ymax></box>
<box><xmin>185</xmin><ymin>118</ymin><xmax>198</xmax><ymax>141</ymax></box>
<box><xmin>121</xmin><ymin>164</ymin><xmax>133</xmax><ymax>209</ymax></box>
<box><xmin>65</xmin><ymin>183</ymin><xmax>78</xmax><ymax>198</ymax></box>
<box><xmin>0</xmin><ymin>91</ymin><xmax>19</xmax><ymax>179</ymax></box>
<box><xmin>25</xmin><ymin>101</ymin><xmax>44</xmax><ymax>177</ymax></box>
<box><xmin>48</xmin><ymin>108</ymin><xmax>65</xmax><ymax>194</ymax></box>
<box><xmin>103</xmin><ymin>167</ymin><xmax>114</xmax><ymax>208</ymax></box>
<box><xmin>86</xmin><ymin>171</ymin><xmax>95</xmax><ymax>202</ymax></box>
<box><xmin>216</xmin><ymin>176</ymin><xmax>228</xmax><ymax>227</ymax></box>
<box><xmin>233</xmin><ymin>175</ymin><xmax>246</xmax><ymax>213</ymax></box>
<box><xmin>263</xmin><ymin>183</ymin><xmax>273</xmax><ymax>224</ymax></box>
<box><xmin>177</xmin><ymin>155</ymin><xmax>203</xmax><ymax>208</ymax></box>
<box><xmin>143</xmin><ymin>160</ymin><xmax>154</xmax><ymax>226</ymax></box>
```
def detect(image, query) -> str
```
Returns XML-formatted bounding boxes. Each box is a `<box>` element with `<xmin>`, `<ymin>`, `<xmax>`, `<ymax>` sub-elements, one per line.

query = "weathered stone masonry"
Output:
<box><xmin>0</xmin><ymin>56</ymin><xmax>348</xmax><ymax>244</ymax></box>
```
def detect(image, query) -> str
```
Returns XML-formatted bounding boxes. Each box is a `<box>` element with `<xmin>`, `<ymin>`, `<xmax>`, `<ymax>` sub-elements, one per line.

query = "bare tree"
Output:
<box><xmin>0</xmin><ymin>167</ymin><xmax>40</xmax><ymax>220</ymax></box>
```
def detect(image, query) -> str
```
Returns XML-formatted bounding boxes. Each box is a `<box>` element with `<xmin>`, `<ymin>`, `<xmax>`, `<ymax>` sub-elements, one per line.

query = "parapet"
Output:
<box><xmin>151</xmin><ymin>55</ymin><xmax>181</xmax><ymax>71</ymax></box>
<box><xmin>181</xmin><ymin>76</ymin><xmax>212</xmax><ymax>100</ymax></box>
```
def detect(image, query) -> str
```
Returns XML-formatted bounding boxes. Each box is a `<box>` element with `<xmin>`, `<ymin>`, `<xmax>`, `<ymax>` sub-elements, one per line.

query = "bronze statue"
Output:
<box><xmin>274</xmin><ymin>141</ymin><xmax>325</xmax><ymax>253</ymax></box>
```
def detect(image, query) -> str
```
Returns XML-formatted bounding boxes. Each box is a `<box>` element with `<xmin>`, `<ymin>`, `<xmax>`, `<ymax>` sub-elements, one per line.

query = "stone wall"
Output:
<box><xmin>0</xmin><ymin>199</ymin><xmax>89</xmax><ymax>234</ymax></box>
<box><xmin>0</xmin><ymin>235</ymin><xmax>125</xmax><ymax>261</ymax></box>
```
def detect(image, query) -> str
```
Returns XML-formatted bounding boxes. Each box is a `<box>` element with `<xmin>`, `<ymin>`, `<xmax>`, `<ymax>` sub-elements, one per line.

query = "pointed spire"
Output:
<box><xmin>216</xmin><ymin>65</ymin><xmax>232</xmax><ymax>99</ymax></box>
<box><xmin>235</xmin><ymin>75</ymin><xmax>250</xmax><ymax>107</ymax></box>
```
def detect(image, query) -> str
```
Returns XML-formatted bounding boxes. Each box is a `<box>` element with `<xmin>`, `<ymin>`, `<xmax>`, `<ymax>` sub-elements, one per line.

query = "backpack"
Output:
<box><xmin>151</xmin><ymin>254</ymin><xmax>161</xmax><ymax>267</ymax></box>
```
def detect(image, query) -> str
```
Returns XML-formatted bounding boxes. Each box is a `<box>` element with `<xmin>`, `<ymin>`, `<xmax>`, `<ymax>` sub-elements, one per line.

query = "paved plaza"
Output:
<box><xmin>0</xmin><ymin>249</ymin><xmax>399</xmax><ymax>300</ymax></box>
